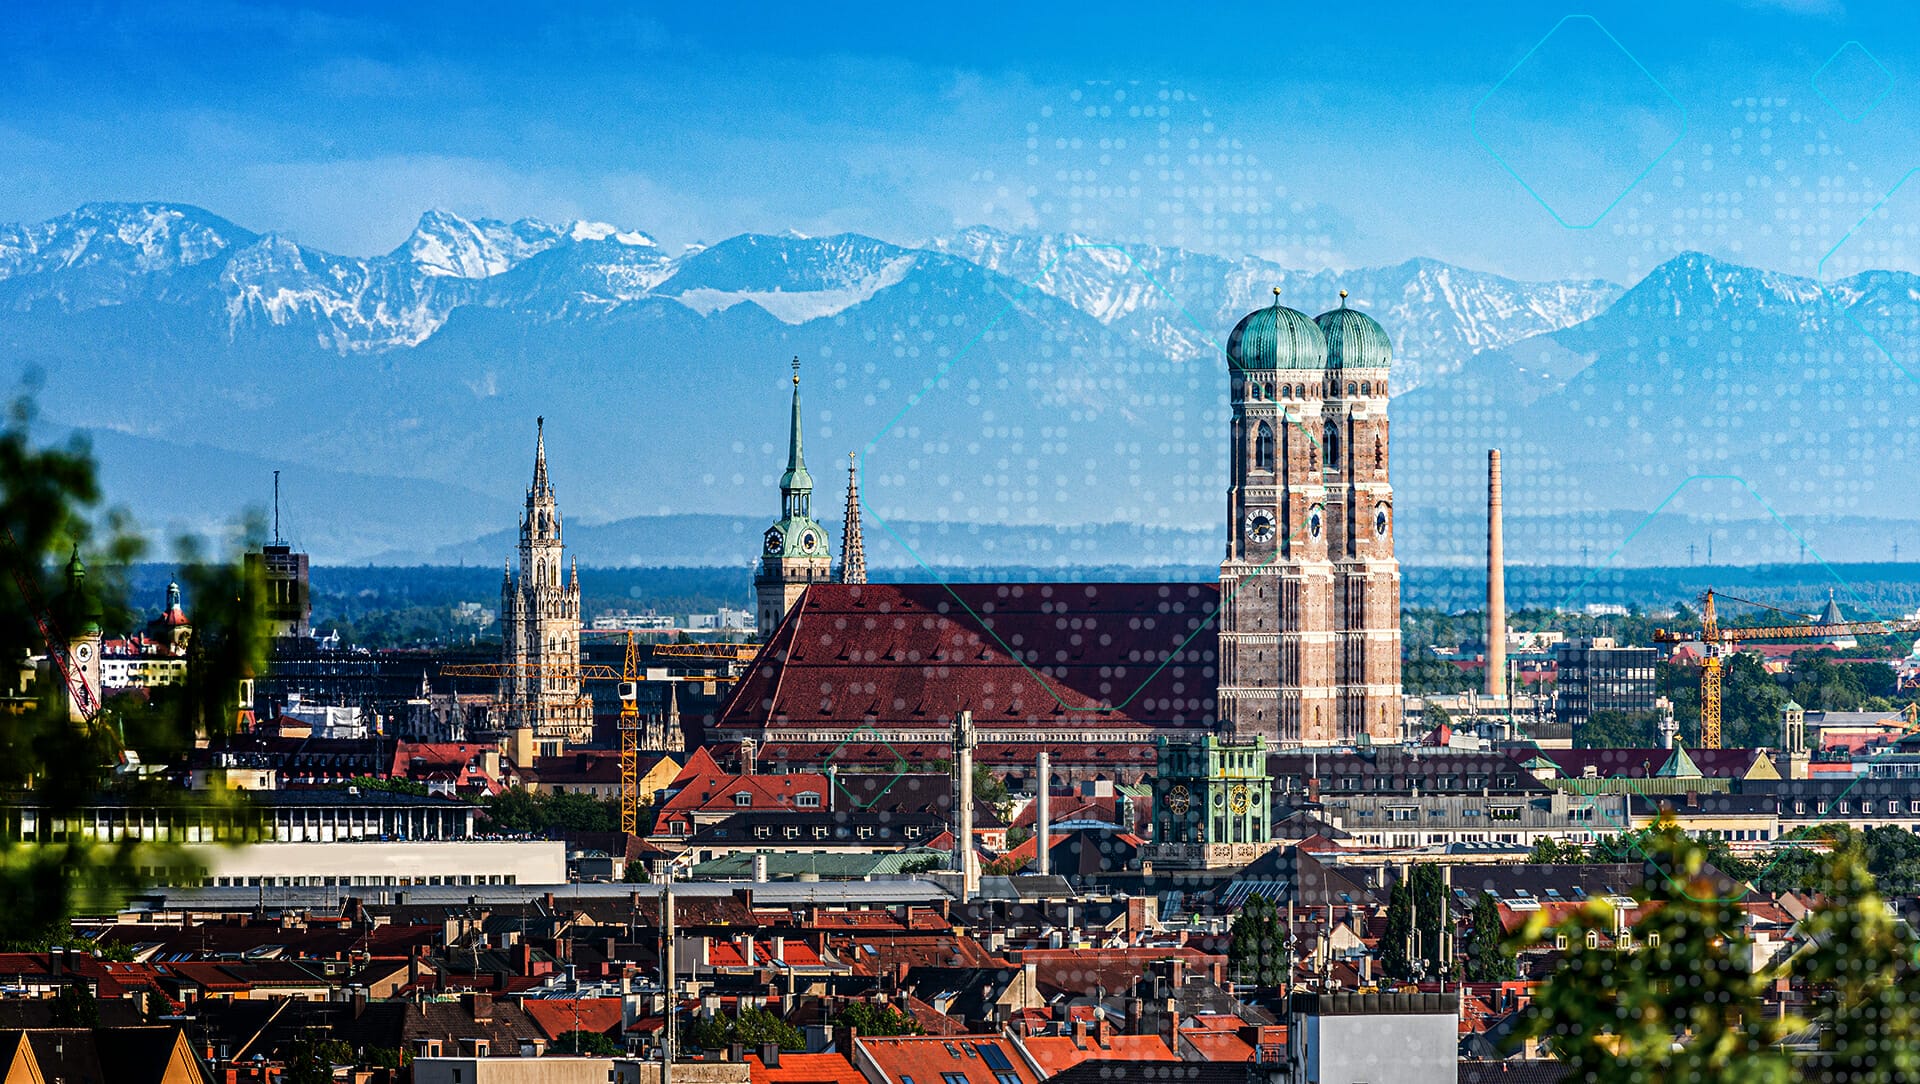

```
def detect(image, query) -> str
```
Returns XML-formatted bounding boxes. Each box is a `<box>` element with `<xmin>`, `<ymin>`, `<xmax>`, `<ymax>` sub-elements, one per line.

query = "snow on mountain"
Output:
<box><xmin>930</xmin><ymin>226</ymin><xmax>1621</xmax><ymax>393</ymax></box>
<box><xmin>399</xmin><ymin>210</ymin><xmax>567</xmax><ymax>279</ymax></box>
<box><xmin>0</xmin><ymin>203</ymin><xmax>1619</xmax><ymax>365</ymax></box>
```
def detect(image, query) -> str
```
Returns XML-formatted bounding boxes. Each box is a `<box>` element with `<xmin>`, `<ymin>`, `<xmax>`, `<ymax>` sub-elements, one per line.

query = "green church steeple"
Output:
<box><xmin>780</xmin><ymin>357</ymin><xmax>814</xmax><ymax>516</ymax></box>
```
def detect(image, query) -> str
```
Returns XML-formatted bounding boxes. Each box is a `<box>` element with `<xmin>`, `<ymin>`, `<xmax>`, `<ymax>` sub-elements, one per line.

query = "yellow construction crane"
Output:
<box><xmin>441</xmin><ymin>630</ymin><xmax>653</xmax><ymax>834</ymax></box>
<box><xmin>1654</xmin><ymin>589</ymin><xmax>1920</xmax><ymax>749</ymax></box>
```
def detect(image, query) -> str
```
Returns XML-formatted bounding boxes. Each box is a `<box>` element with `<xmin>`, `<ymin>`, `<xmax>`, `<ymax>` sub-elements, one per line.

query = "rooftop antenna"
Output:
<box><xmin>273</xmin><ymin>470</ymin><xmax>282</xmax><ymax>545</ymax></box>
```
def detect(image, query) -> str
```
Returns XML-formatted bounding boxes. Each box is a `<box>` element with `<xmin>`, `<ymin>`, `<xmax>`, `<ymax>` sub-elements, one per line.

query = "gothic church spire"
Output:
<box><xmin>839</xmin><ymin>451</ymin><xmax>866</xmax><ymax>584</ymax></box>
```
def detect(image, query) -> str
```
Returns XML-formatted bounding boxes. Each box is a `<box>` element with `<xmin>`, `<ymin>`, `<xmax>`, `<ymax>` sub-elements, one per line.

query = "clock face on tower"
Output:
<box><xmin>74</xmin><ymin>643</ymin><xmax>93</xmax><ymax>663</ymax></box>
<box><xmin>763</xmin><ymin>527</ymin><xmax>784</xmax><ymax>554</ymax></box>
<box><xmin>1229</xmin><ymin>784</ymin><xmax>1251</xmax><ymax>814</ymax></box>
<box><xmin>1307</xmin><ymin>509</ymin><xmax>1324</xmax><ymax>540</ymax></box>
<box><xmin>1375</xmin><ymin>504</ymin><xmax>1390</xmax><ymax>538</ymax></box>
<box><xmin>1167</xmin><ymin>784</ymin><xmax>1191</xmax><ymax>815</ymax></box>
<box><xmin>801</xmin><ymin>530</ymin><xmax>819</xmax><ymax>553</ymax></box>
<box><xmin>1244</xmin><ymin>509</ymin><xmax>1276</xmax><ymax>545</ymax></box>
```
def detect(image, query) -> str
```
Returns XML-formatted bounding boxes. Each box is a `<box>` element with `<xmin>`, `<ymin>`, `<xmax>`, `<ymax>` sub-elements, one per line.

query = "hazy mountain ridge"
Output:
<box><xmin>0</xmin><ymin>203</ymin><xmax>1622</xmax><ymax>385</ymax></box>
<box><xmin>3</xmin><ymin>201</ymin><xmax>1917</xmax><ymax>565</ymax></box>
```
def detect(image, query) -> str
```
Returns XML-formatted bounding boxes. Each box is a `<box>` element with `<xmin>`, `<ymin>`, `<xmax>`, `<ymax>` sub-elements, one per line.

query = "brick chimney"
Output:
<box><xmin>463</xmin><ymin>992</ymin><xmax>493</xmax><ymax>1021</ymax></box>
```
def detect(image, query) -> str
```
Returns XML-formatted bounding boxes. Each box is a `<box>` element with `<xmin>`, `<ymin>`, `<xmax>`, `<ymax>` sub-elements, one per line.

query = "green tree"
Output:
<box><xmin>1790</xmin><ymin>843</ymin><xmax>1920</xmax><ymax>1082</ymax></box>
<box><xmin>1507</xmin><ymin>822</ymin><xmax>1797</xmax><ymax>1082</ymax></box>
<box><xmin>1527</xmin><ymin>837</ymin><xmax>1586</xmax><ymax>864</ymax></box>
<box><xmin>1576</xmin><ymin>709</ymin><xmax>1659</xmax><ymax>749</ymax></box>
<box><xmin>732</xmin><ymin>1007</ymin><xmax>805</xmax><ymax>1051</ymax></box>
<box><xmin>1421</xmin><ymin>701</ymin><xmax>1451</xmax><ymax>734</ymax></box>
<box><xmin>540</xmin><ymin>790</ymin><xmax>622</xmax><ymax>834</ymax></box>
<box><xmin>0</xmin><ymin>397</ymin><xmax>264</xmax><ymax>944</ymax></box>
<box><xmin>682</xmin><ymin>1014</ymin><xmax>732</xmax><ymax>1051</ymax></box>
<box><xmin>481</xmin><ymin>787</ymin><xmax>543</xmax><ymax>833</ymax></box>
<box><xmin>552</xmin><ymin>1029</ymin><xmax>623</xmax><ymax>1056</ymax></box>
<box><xmin>283</xmin><ymin>1035</ymin><xmax>356</xmax><ymax>1084</ymax></box>
<box><xmin>1379</xmin><ymin>880</ymin><xmax>1414</xmax><ymax>981</ymax></box>
<box><xmin>1463</xmin><ymin>893</ymin><xmax>1515</xmax><ymax>983</ymax></box>
<box><xmin>48</xmin><ymin>980</ymin><xmax>99</xmax><ymax>1027</ymax></box>
<box><xmin>1228</xmin><ymin>894</ymin><xmax>1285</xmax><ymax>987</ymax></box>
<box><xmin>832</xmin><ymin>1001</ymin><xmax>923</xmax><ymax>1037</ymax></box>
<box><xmin>1410</xmin><ymin>864</ymin><xmax>1449</xmax><ymax>978</ymax></box>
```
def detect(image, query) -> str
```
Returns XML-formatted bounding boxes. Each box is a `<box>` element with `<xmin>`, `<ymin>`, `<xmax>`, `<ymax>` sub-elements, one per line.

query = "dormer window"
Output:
<box><xmin>796</xmin><ymin>791</ymin><xmax>821</xmax><ymax>809</ymax></box>
<box><xmin>734</xmin><ymin>792</ymin><xmax>753</xmax><ymax>807</ymax></box>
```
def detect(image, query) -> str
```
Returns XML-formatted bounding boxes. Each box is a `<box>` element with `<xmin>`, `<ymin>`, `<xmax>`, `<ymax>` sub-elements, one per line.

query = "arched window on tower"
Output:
<box><xmin>1324</xmin><ymin>421</ymin><xmax>1341</xmax><ymax>469</ymax></box>
<box><xmin>1361</xmin><ymin>381</ymin><xmax>1371</xmax><ymax>396</ymax></box>
<box><xmin>1254</xmin><ymin>422</ymin><xmax>1274</xmax><ymax>470</ymax></box>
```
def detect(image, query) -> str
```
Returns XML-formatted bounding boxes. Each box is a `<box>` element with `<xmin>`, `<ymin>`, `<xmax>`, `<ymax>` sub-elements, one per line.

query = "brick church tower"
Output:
<box><xmin>1218</xmin><ymin>289</ymin><xmax>1401</xmax><ymax>747</ymax></box>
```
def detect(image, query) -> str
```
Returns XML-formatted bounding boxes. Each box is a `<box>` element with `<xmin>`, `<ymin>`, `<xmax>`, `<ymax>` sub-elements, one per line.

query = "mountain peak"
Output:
<box><xmin>401</xmin><ymin>209</ymin><xmax>565</xmax><ymax>278</ymax></box>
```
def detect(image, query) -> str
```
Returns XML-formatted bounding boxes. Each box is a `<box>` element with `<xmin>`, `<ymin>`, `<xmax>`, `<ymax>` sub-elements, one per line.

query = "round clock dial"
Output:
<box><xmin>802</xmin><ymin>530</ymin><xmax>819</xmax><ymax>553</ymax></box>
<box><xmin>1374</xmin><ymin>506</ymin><xmax>1389</xmax><ymax>538</ymax></box>
<box><xmin>1230</xmin><ymin>784</ymin><xmax>1251</xmax><ymax>814</ymax></box>
<box><xmin>1167</xmin><ymin>784</ymin><xmax>1191</xmax><ymax>815</ymax></box>
<box><xmin>763</xmin><ymin>527</ymin><xmax>784</xmax><ymax>554</ymax></box>
<box><xmin>1307</xmin><ymin>510</ymin><xmax>1323</xmax><ymax>540</ymax></box>
<box><xmin>1244</xmin><ymin>509</ymin><xmax>1276</xmax><ymax>545</ymax></box>
<box><xmin>74</xmin><ymin>643</ymin><xmax>93</xmax><ymax>662</ymax></box>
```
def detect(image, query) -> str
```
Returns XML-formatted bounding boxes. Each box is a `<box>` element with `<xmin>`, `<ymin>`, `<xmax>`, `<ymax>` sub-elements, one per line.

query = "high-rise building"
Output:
<box><xmin>248</xmin><ymin>472</ymin><xmax>312</xmax><ymax>640</ymax></box>
<box><xmin>1554</xmin><ymin>636</ymin><xmax>1659</xmax><ymax>736</ymax></box>
<box><xmin>499</xmin><ymin>418</ymin><xmax>591</xmax><ymax>756</ymax></box>
<box><xmin>1218</xmin><ymin>289</ymin><xmax>1401</xmax><ymax>746</ymax></box>
<box><xmin>754</xmin><ymin>359</ymin><xmax>833</xmax><ymax>638</ymax></box>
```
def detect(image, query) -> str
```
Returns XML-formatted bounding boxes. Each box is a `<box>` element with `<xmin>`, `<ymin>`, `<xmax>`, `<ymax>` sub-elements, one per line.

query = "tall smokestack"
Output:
<box><xmin>1487</xmin><ymin>449</ymin><xmax>1507</xmax><ymax>702</ymax></box>
<box><xmin>1035</xmin><ymin>751</ymin><xmax>1051</xmax><ymax>878</ymax></box>
<box><xmin>954</xmin><ymin>711</ymin><xmax>976</xmax><ymax>900</ymax></box>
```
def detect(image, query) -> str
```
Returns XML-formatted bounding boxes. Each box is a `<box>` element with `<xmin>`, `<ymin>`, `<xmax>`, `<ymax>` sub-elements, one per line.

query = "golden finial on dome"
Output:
<box><xmin>1339</xmin><ymin>289</ymin><xmax>1349</xmax><ymax>306</ymax></box>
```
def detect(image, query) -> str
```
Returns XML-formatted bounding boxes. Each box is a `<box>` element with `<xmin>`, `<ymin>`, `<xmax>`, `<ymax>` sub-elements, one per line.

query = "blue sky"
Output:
<box><xmin>2</xmin><ymin>0</ymin><xmax>1915</xmax><ymax>283</ymax></box>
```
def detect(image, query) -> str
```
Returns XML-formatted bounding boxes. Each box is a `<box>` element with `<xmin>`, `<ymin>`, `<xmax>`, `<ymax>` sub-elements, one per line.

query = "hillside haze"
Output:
<box><xmin>2</xmin><ymin>202</ymin><xmax>1912</xmax><ymax>566</ymax></box>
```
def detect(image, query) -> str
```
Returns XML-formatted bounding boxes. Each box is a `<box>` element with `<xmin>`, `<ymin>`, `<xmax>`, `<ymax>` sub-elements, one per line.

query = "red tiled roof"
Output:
<box><xmin>1180</xmin><ymin>1030</ymin><xmax>1254</xmax><ymax>1062</ymax></box>
<box><xmin>1022</xmin><ymin>1033</ymin><xmax>1175</xmax><ymax>1075</ymax></box>
<box><xmin>748</xmin><ymin>1052</ymin><xmax>866</xmax><ymax>1084</ymax></box>
<box><xmin>522</xmin><ymin>997</ymin><xmax>625</xmax><ymax>1040</ymax></box>
<box><xmin>855</xmin><ymin>1035</ymin><xmax>1041</xmax><ymax>1084</ymax></box>
<box><xmin>717</xmin><ymin>583</ymin><xmax>1219</xmax><ymax>733</ymax></box>
<box><xmin>672</xmin><ymin>746</ymin><xmax>723</xmax><ymax>786</ymax></box>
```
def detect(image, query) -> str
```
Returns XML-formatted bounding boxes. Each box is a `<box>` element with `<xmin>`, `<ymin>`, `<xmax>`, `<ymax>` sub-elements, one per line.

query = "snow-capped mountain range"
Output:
<box><xmin>0</xmin><ymin>203</ymin><xmax>1616</xmax><ymax>391</ymax></box>
<box><xmin>0</xmin><ymin>202</ymin><xmax>1914</xmax><ymax>565</ymax></box>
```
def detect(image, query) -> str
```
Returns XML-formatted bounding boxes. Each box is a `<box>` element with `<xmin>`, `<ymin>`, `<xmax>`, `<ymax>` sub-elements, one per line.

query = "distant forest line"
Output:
<box><xmin>102</xmin><ymin>560</ymin><xmax>1920</xmax><ymax>652</ymax></box>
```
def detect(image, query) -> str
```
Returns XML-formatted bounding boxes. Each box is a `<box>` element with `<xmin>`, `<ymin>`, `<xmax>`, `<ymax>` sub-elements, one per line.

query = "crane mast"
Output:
<box><xmin>1654</xmin><ymin>589</ymin><xmax>1920</xmax><ymax>749</ymax></box>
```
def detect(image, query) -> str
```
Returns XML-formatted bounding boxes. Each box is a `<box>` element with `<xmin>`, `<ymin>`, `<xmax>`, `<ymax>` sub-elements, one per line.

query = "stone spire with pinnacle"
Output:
<box><xmin>839</xmin><ymin>451</ymin><xmax>866</xmax><ymax>584</ymax></box>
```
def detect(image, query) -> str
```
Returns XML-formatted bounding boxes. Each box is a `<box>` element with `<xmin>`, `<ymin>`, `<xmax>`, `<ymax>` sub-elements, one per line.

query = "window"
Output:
<box><xmin>735</xmin><ymin>792</ymin><xmax>753</xmax><ymax>807</ymax></box>
<box><xmin>1254</xmin><ymin>422</ymin><xmax>1274</xmax><ymax>470</ymax></box>
<box><xmin>1323</xmin><ymin>421</ymin><xmax>1340</xmax><ymax>468</ymax></box>
<box><xmin>1555</xmin><ymin>934</ymin><xmax>1568</xmax><ymax>950</ymax></box>
<box><xmin>1586</xmin><ymin>931</ymin><xmax>1600</xmax><ymax>949</ymax></box>
<box><xmin>796</xmin><ymin>791</ymin><xmax>821</xmax><ymax>809</ymax></box>
<box><xmin>1648</xmin><ymin>933</ymin><xmax>1661</xmax><ymax>948</ymax></box>
<box><xmin>944</xmin><ymin>1075</ymin><xmax>970</xmax><ymax>1084</ymax></box>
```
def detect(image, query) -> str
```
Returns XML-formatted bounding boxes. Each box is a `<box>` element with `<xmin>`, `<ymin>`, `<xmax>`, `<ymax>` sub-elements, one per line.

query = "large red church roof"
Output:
<box><xmin>716</xmin><ymin>582</ymin><xmax>1219</xmax><ymax>735</ymax></box>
